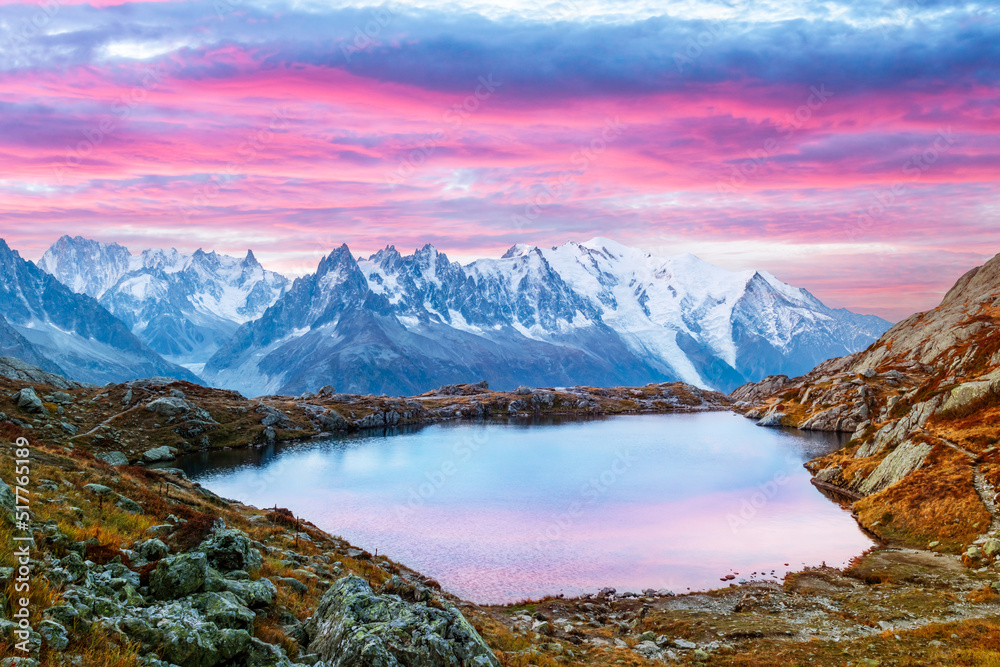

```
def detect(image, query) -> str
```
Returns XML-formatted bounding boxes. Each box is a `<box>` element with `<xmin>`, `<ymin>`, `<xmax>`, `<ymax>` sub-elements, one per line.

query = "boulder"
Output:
<box><xmin>303</xmin><ymin>575</ymin><xmax>500</xmax><ymax>667</ymax></box>
<box><xmin>856</xmin><ymin>440</ymin><xmax>934</xmax><ymax>496</ymax></box>
<box><xmin>0</xmin><ymin>476</ymin><xmax>15</xmax><ymax>523</ymax></box>
<box><xmin>115</xmin><ymin>494</ymin><xmax>143</xmax><ymax>514</ymax></box>
<box><xmin>150</xmin><ymin>552</ymin><xmax>210</xmax><ymax>600</ymax></box>
<box><xmin>146</xmin><ymin>396</ymin><xmax>192</xmax><ymax>417</ymax></box>
<box><xmin>122</xmin><ymin>600</ymin><xmax>252</xmax><ymax>667</ymax></box>
<box><xmin>277</xmin><ymin>577</ymin><xmax>308</xmax><ymax>594</ymax></box>
<box><xmin>983</xmin><ymin>538</ymin><xmax>1000</xmax><ymax>557</ymax></box>
<box><xmin>199</xmin><ymin>527</ymin><xmax>263</xmax><ymax>573</ymax></box>
<box><xmin>96</xmin><ymin>451</ymin><xmax>130</xmax><ymax>466</ymax></box>
<box><xmin>38</xmin><ymin>619</ymin><xmax>68</xmax><ymax>650</ymax></box>
<box><xmin>50</xmin><ymin>391</ymin><xmax>72</xmax><ymax>405</ymax></box>
<box><xmin>13</xmin><ymin>388</ymin><xmax>43</xmax><ymax>413</ymax></box>
<box><xmin>136</xmin><ymin>538</ymin><xmax>170</xmax><ymax>561</ymax></box>
<box><xmin>193</xmin><ymin>591</ymin><xmax>256</xmax><ymax>631</ymax></box>
<box><xmin>142</xmin><ymin>446</ymin><xmax>178</xmax><ymax>463</ymax></box>
<box><xmin>83</xmin><ymin>483</ymin><xmax>114</xmax><ymax>496</ymax></box>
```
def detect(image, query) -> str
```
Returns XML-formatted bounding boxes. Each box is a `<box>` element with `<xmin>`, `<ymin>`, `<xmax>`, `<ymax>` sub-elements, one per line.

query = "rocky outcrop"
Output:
<box><xmin>12</xmin><ymin>387</ymin><xmax>43</xmax><ymax>413</ymax></box>
<box><xmin>0</xmin><ymin>355</ymin><xmax>89</xmax><ymax>389</ymax></box>
<box><xmin>303</xmin><ymin>575</ymin><xmax>500</xmax><ymax>667</ymax></box>
<box><xmin>856</xmin><ymin>441</ymin><xmax>934</xmax><ymax>496</ymax></box>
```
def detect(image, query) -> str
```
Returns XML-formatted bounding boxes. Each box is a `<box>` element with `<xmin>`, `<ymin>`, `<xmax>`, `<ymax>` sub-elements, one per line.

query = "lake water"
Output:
<box><xmin>174</xmin><ymin>412</ymin><xmax>873</xmax><ymax>605</ymax></box>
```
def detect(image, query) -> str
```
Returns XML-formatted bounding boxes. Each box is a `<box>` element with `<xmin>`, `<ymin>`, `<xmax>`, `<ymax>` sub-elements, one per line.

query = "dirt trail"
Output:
<box><xmin>938</xmin><ymin>435</ymin><xmax>1000</xmax><ymax>537</ymax></box>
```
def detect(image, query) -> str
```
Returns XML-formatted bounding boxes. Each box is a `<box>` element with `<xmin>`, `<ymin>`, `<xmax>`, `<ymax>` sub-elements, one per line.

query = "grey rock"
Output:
<box><xmin>303</xmin><ymin>575</ymin><xmax>500</xmax><ymax>667</ymax></box>
<box><xmin>50</xmin><ymin>391</ymin><xmax>72</xmax><ymax>404</ymax></box>
<box><xmin>96</xmin><ymin>451</ymin><xmax>130</xmax><ymax>466</ymax></box>
<box><xmin>136</xmin><ymin>538</ymin><xmax>170</xmax><ymax>561</ymax></box>
<box><xmin>142</xmin><ymin>445</ymin><xmax>178</xmax><ymax>463</ymax></box>
<box><xmin>150</xmin><ymin>552</ymin><xmax>210</xmax><ymax>600</ymax></box>
<box><xmin>277</xmin><ymin>577</ymin><xmax>308</xmax><ymax>594</ymax></box>
<box><xmin>83</xmin><ymin>483</ymin><xmax>114</xmax><ymax>496</ymax></box>
<box><xmin>38</xmin><ymin>619</ymin><xmax>69</xmax><ymax>650</ymax></box>
<box><xmin>199</xmin><ymin>527</ymin><xmax>263</xmax><ymax>573</ymax></box>
<box><xmin>193</xmin><ymin>591</ymin><xmax>256</xmax><ymax>631</ymax></box>
<box><xmin>13</xmin><ymin>388</ymin><xmax>43</xmax><ymax>413</ymax></box>
<box><xmin>146</xmin><ymin>397</ymin><xmax>192</xmax><ymax>417</ymax></box>
<box><xmin>857</xmin><ymin>440</ymin><xmax>934</xmax><ymax>496</ymax></box>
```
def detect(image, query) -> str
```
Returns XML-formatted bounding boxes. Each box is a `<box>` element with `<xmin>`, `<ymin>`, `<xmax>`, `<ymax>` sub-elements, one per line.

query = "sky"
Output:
<box><xmin>1</xmin><ymin>0</ymin><xmax>998</xmax><ymax>321</ymax></box>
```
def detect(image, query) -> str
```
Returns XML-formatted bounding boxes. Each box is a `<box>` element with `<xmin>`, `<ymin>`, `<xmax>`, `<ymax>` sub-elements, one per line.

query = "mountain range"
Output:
<box><xmin>38</xmin><ymin>236</ymin><xmax>289</xmax><ymax>373</ymax></box>
<box><xmin>203</xmin><ymin>238</ymin><xmax>891</xmax><ymax>396</ymax></box>
<box><xmin>0</xmin><ymin>240</ymin><xmax>200</xmax><ymax>385</ymax></box>
<box><xmin>0</xmin><ymin>235</ymin><xmax>891</xmax><ymax>396</ymax></box>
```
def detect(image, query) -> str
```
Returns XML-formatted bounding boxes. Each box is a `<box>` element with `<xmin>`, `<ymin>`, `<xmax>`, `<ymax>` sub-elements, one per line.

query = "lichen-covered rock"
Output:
<box><xmin>142</xmin><ymin>445</ymin><xmax>178</xmax><ymax>463</ymax></box>
<box><xmin>150</xmin><ymin>552</ymin><xmax>210</xmax><ymax>600</ymax></box>
<box><xmin>146</xmin><ymin>396</ymin><xmax>193</xmax><ymax>417</ymax></box>
<box><xmin>38</xmin><ymin>619</ymin><xmax>69</xmax><ymax>650</ymax></box>
<box><xmin>192</xmin><ymin>592</ymin><xmax>256</xmax><ymax>631</ymax></box>
<box><xmin>13</xmin><ymin>387</ymin><xmax>43</xmax><ymax>413</ymax></box>
<box><xmin>136</xmin><ymin>538</ymin><xmax>170</xmax><ymax>561</ymax></box>
<box><xmin>122</xmin><ymin>599</ymin><xmax>253</xmax><ymax>667</ymax></box>
<box><xmin>96</xmin><ymin>451</ymin><xmax>130</xmax><ymax>466</ymax></box>
<box><xmin>199</xmin><ymin>528</ymin><xmax>263</xmax><ymax>573</ymax></box>
<box><xmin>856</xmin><ymin>441</ymin><xmax>934</xmax><ymax>496</ymax></box>
<box><xmin>277</xmin><ymin>577</ymin><xmax>308</xmax><ymax>594</ymax></box>
<box><xmin>0</xmin><ymin>476</ymin><xmax>15</xmax><ymax>524</ymax></box>
<box><xmin>245</xmin><ymin>637</ymin><xmax>296</xmax><ymax>667</ymax></box>
<box><xmin>303</xmin><ymin>575</ymin><xmax>500</xmax><ymax>667</ymax></box>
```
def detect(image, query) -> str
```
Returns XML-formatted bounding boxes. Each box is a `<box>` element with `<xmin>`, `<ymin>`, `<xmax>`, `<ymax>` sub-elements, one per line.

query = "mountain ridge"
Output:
<box><xmin>204</xmin><ymin>237</ymin><xmax>891</xmax><ymax>397</ymax></box>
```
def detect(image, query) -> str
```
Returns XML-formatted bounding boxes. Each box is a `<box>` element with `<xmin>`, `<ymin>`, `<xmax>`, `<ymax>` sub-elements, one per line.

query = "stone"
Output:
<box><xmin>983</xmin><ymin>538</ymin><xmax>1000</xmax><ymax>557</ymax></box>
<box><xmin>277</xmin><ymin>577</ymin><xmax>308</xmax><ymax>594</ymax></box>
<box><xmin>193</xmin><ymin>591</ymin><xmax>256</xmax><ymax>631</ymax></box>
<box><xmin>199</xmin><ymin>527</ymin><xmax>263</xmax><ymax>573</ymax></box>
<box><xmin>513</xmin><ymin>385</ymin><xmax>533</xmax><ymax>395</ymax></box>
<box><xmin>142</xmin><ymin>446</ymin><xmax>178</xmax><ymax>463</ymax></box>
<box><xmin>44</xmin><ymin>604</ymin><xmax>79</xmax><ymax>627</ymax></box>
<box><xmin>756</xmin><ymin>412</ymin><xmax>785</xmax><ymax>427</ymax></box>
<box><xmin>150</xmin><ymin>552</ymin><xmax>210</xmax><ymax>600</ymax></box>
<box><xmin>136</xmin><ymin>538</ymin><xmax>170</xmax><ymax>561</ymax></box>
<box><xmin>96</xmin><ymin>451</ymin><xmax>130</xmax><ymax>466</ymax></box>
<box><xmin>245</xmin><ymin>637</ymin><xmax>296</xmax><ymax>667</ymax></box>
<box><xmin>0</xmin><ymin>476</ymin><xmax>15</xmax><ymax>523</ymax></box>
<box><xmin>38</xmin><ymin>619</ymin><xmax>69</xmax><ymax>650</ymax></box>
<box><xmin>50</xmin><ymin>391</ymin><xmax>72</xmax><ymax>404</ymax></box>
<box><xmin>857</xmin><ymin>440</ymin><xmax>934</xmax><ymax>495</ymax></box>
<box><xmin>116</xmin><ymin>494</ymin><xmax>143</xmax><ymax>514</ymax></box>
<box><xmin>122</xmin><ymin>600</ymin><xmax>252</xmax><ymax>667</ymax></box>
<box><xmin>303</xmin><ymin>575</ymin><xmax>500</xmax><ymax>667</ymax></box>
<box><xmin>146</xmin><ymin>396</ymin><xmax>192</xmax><ymax>417</ymax></box>
<box><xmin>83</xmin><ymin>483</ymin><xmax>114</xmax><ymax>496</ymax></box>
<box><xmin>13</xmin><ymin>388</ymin><xmax>43</xmax><ymax>413</ymax></box>
<box><xmin>693</xmin><ymin>649</ymin><xmax>711</xmax><ymax>661</ymax></box>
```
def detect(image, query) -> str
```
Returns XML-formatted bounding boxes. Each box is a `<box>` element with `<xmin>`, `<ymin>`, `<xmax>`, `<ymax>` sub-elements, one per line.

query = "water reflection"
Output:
<box><xmin>172</xmin><ymin>412</ymin><xmax>869</xmax><ymax>605</ymax></box>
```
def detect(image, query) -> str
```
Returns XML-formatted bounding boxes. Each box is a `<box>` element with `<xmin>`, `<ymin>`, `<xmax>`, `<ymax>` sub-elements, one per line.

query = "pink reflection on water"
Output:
<box><xmin>193</xmin><ymin>415</ymin><xmax>874</xmax><ymax>604</ymax></box>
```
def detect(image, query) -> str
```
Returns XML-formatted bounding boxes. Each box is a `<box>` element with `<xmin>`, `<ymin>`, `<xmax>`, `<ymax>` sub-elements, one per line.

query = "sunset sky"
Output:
<box><xmin>2</xmin><ymin>0</ymin><xmax>998</xmax><ymax>321</ymax></box>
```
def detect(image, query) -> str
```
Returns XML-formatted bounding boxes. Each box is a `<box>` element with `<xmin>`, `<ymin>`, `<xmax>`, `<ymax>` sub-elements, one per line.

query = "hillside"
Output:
<box><xmin>733</xmin><ymin>251</ymin><xmax>1000</xmax><ymax>555</ymax></box>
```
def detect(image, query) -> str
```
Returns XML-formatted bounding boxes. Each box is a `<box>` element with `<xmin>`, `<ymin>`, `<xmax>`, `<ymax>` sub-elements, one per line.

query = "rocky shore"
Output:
<box><xmin>7</xmin><ymin>242</ymin><xmax>1000</xmax><ymax>667</ymax></box>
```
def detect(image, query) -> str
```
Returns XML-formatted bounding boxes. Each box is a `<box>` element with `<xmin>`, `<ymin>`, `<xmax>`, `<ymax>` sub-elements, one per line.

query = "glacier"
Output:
<box><xmin>202</xmin><ymin>238</ymin><xmax>891</xmax><ymax>397</ymax></box>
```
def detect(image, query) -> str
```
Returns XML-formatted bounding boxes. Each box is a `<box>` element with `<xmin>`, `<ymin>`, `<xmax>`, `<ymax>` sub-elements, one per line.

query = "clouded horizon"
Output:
<box><xmin>3</xmin><ymin>0</ymin><xmax>998</xmax><ymax>321</ymax></box>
